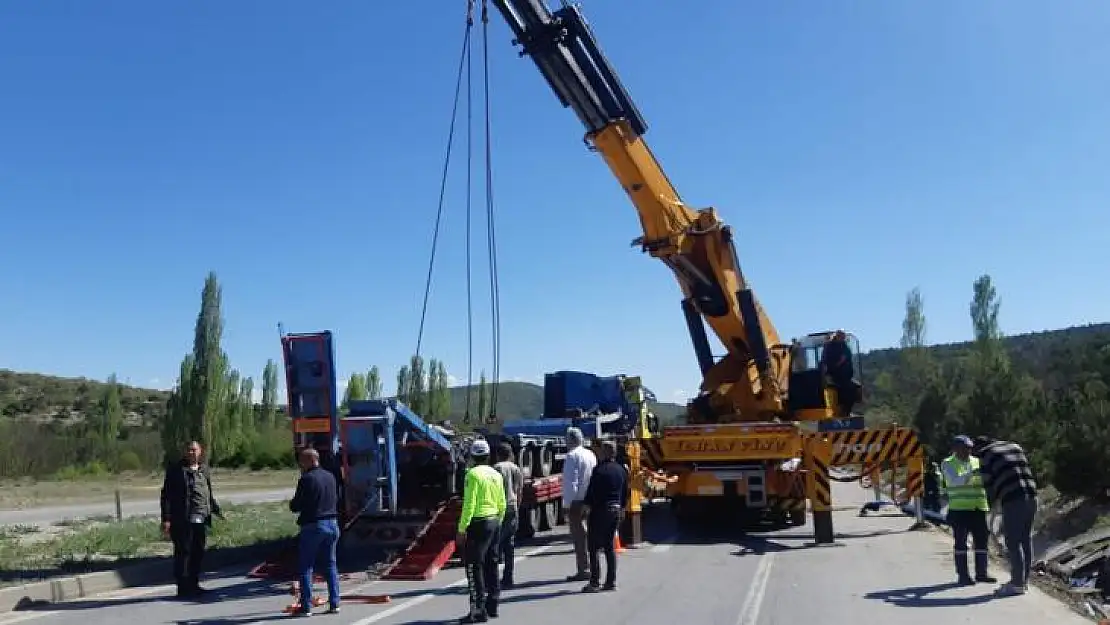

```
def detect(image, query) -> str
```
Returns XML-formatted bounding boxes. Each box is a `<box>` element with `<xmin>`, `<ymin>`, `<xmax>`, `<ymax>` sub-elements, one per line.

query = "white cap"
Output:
<box><xmin>470</xmin><ymin>439</ymin><xmax>491</xmax><ymax>456</ymax></box>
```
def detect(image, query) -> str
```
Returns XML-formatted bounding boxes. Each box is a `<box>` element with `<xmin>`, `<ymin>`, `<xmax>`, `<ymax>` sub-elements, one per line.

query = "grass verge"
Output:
<box><xmin>0</xmin><ymin>501</ymin><xmax>297</xmax><ymax>586</ymax></box>
<box><xmin>0</xmin><ymin>469</ymin><xmax>299</xmax><ymax>510</ymax></box>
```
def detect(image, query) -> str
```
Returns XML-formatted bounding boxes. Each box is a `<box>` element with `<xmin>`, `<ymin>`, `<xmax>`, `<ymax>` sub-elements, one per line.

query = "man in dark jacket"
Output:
<box><xmin>582</xmin><ymin>440</ymin><xmax>627</xmax><ymax>593</ymax></box>
<box><xmin>290</xmin><ymin>447</ymin><xmax>341</xmax><ymax>616</ymax></box>
<box><xmin>160</xmin><ymin>440</ymin><xmax>222</xmax><ymax>598</ymax></box>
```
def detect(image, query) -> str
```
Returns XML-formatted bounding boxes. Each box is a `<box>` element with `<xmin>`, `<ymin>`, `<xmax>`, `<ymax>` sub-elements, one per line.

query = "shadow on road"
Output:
<box><xmin>3</xmin><ymin>540</ymin><xmax>288</xmax><ymax>592</ymax></box>
<box><xmin>18</xmin><ymin>576</ymin><xmax>284</xmax><ymax>611</ymax></box>
<box><xmin>172</xmin><ymin>612</ymin><xmax>284</xmax><ymax>625</ymax></box>
<box><xmin>865</xmin><ymin>581</ymin><xmax>996</xmax><ymax>607</ymax></box>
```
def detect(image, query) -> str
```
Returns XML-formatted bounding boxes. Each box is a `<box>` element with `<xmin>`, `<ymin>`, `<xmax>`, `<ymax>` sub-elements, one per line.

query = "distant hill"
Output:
<box><xmin>0</xmin><ymin>370</ymin><xmax>685</xmax><ymax>427</ymax></box>
<box><xmin>3</xmin><ymin>322</ymin><xmax>1106</xmax><ymax>427</ymax></box>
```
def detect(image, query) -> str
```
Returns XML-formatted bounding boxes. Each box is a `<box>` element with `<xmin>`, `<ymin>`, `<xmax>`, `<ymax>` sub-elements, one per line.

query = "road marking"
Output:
<box><xmin>736</xmin><ymin>552</ymin><xmax>774</xmax><ymax>625</ymax></box>
<box><xmin>348</xmin><ymin>544</ymin><xmax>554</xmax><ymax>625</ymax></box>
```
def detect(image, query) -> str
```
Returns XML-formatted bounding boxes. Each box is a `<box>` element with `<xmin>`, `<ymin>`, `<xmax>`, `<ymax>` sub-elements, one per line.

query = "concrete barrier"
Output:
<box><xmin>0</xmin><ymin>541</ymin><xmax>285</xmax><ymax>613</ymax></box>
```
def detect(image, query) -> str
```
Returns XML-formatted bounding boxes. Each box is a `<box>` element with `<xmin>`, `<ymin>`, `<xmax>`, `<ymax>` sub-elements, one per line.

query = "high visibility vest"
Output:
<box><xmin>941</xmin><ymin>455</ymin><xmax>989</xmax><ymax>512</ymax></box>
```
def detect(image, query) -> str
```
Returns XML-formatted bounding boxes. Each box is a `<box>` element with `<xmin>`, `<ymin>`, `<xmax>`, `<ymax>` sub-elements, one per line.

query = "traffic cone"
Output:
<box><xmin>614</xmin><ymin>533</ymin><xmax>625</xmax><ymax>553</ymax></box>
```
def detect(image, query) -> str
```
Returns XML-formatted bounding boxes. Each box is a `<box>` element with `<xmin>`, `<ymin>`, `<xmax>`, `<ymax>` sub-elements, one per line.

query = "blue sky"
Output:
<box><xmin>2</xmin><ymin>1</ymin><xmax>1107</xmax><ymax>405</ymax></box>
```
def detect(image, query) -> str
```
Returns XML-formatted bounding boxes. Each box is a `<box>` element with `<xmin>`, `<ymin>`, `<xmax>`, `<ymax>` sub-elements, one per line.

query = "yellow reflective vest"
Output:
<box><xmin>941</xmin><ymin>454</ymin><xmax>989</xmax><ymax>512</ymax></box>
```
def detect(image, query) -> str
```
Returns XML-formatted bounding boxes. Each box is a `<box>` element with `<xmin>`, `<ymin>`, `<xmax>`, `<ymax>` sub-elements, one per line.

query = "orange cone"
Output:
<box><xmin>614</xmin><ymin>534</ymin><xmax>625</xmax><ymax>553</ymax></box>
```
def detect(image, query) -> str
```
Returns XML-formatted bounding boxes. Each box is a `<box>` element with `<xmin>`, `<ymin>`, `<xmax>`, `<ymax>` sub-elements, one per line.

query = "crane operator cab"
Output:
<box><xmin>786</xmin><ymin>330</ymin><xmax>864</xmax><ymax>420</ymax></box>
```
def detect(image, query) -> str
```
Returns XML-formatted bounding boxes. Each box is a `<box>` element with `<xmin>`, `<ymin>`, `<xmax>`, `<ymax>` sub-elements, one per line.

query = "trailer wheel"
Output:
<box><xmin>527</xmin><ymin>503</ymin><xmax>543</xmax><ymax>536</ymax></box>
<box><xmin>555</xmin><ymin>498</ymin><xmax>566</xmax><ymax>525</ymax></box>
<box><xmin>536</xmin><ymin>445</ymin><xmax>555</xmax><ymax>477</ymax></box>
<box><xmin>518</xmin><ymin>445</ymin><xmax>535</xmax><ymax>479</ymax></box>
<box><xmin>539</xmin><ymin>501</ymin><xmax>556</xmax><ymax>532</ymax></box>
<box><xmin>518</xmin><ymin>506</ymin><xmax>536</xmax><ymax>540</ymax></box>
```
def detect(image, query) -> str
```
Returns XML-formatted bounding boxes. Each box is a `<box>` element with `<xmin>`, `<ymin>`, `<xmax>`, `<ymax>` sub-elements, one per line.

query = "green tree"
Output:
<box><xmin>162</xmin><ymin>355</ymin><xmax>195</xmax><ymax>465</ymax></box>
<box><xmin>175</xmin><ymin>272</ymin><xmax>232</xmax><ymax>464</ymax></box>
<box><xmin>408</xmin><ymin>355</ymin><xmax>427</xmax><ymax>415</ymax></box>
<box><xmin>96</xmin><ymin>373</ymin><xmax>124</xmax><ymax>442</ymax></box>
<box><xmin>970</xmin><ymin>274</ymin><xmax>1002</xmax><ymax>349</ymax></box>
<box><xmin>343</xmin><ymin>373</ymin><xmax>368</xmax><ymax>409</ymax></box>
<box><xmin>366</xmin><ymin>366</ymin><xmax>383</xmax><ymax>399</ymax></box>
<box><xmin>964</xmin><ymin>274</ymin><xmax>1029</xmax><ymax>437</ymax></box>
<box><xmin>239</xmin><ymin>376</ymin><xmax>255</xmax><ymax>429</ymax></box>
<box><xmin>434</xmin><ymin>360</ymin><xmax>451</xmax><ymax>418</ymax></box>
<box><xmin>261</xmin><ymin>359</ymin><xmax>279</xmax><ymax>428</ymax></box>
<box><xmin>898</xmin><ymin>287</ymin><xmax>936</xmax><ymax>409</ymax></box>
<box><xmin>396</xmin><ymin>366</ymin><xmax>411</xmax><ymax>405</ymax></box>
<box><xmin>424</xmin><ymin>359</ymin><xmax>451</xmax><ymax>419</ymax></box>
<box><xmin>477</xmin><ymin>370</ymin><xmax>489</xmax><ymax>421</ymax></box>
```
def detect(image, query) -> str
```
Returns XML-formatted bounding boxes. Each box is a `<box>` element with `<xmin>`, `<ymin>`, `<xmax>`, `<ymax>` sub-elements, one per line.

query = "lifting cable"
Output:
<box><xmin>411</xmin><ymin>6</ymin><xmax>473</xmax><ymax>401</ymax></box>
<box><xmin>481</xmin><ymin>0</ymin><xmax>503</xmax><ymax>424</ymax></box>
<box><xmin>412</xmin><ymin>0</ymin><xmax>501</xmax><ymax>426</ymax></box>
<box><xmin>463</xmin><ymin>0</ymin><xmax>476</xmax><ymax>423</ymax></box>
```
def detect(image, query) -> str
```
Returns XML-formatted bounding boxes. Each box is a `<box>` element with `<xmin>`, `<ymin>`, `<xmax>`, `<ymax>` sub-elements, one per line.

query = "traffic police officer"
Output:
<box><xmin>941</xmin><ymin>434</ymin><xmax>996</xmax><ymax>585</ymax></box>
<box><xmin>455</xmin><ymin>438</ymin><xmax>506</xmax><ymax>623</ymax></box>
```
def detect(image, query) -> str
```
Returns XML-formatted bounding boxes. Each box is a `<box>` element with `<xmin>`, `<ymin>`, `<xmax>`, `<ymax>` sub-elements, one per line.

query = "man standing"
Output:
<box><xmin>974</xmin><ymin>435</ymin><xmax>1039</xmax><ymax>597</ymax></box>
<box><xmin>289</xmin><ymin>447</ymin><xmax>341</xmax><ymax>616</ymax></box>
<box><xmin>456</xmin><ymin>439</ymin><xmax>506</xmax><ymax>623</ymax></box>
<box><xmin>562</xmin><ymin>427</ymin><xmax>596</xmax><ymax>582</ymax></box>
<box><xmin>581</xmin><ymin>440</ymin><xmax>627</xmax><ymax>593</ymax></box>
<box><xmin>941</xmin><ymin>435</ymin><xmax>995</xmax><ymax>586</ymax></box>
<box><xmin>493</xmin><ymin>442</ymin><xmax>523</xmax><ymax>589</ymax></box>
<box><xmin>160</xmin><ymin>440</ymin><xmax>222</xmax><ymax>599</ymax></box>
<box><xmin>820</xmin><ymin>330</ymin><xmax>858</xmax><ymax>416</ymax></box>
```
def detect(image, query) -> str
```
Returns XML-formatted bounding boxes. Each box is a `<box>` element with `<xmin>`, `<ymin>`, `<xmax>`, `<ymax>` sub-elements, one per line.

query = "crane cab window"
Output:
<box><xmin>794</xmin><ymin>332</ymin><xmax>862</xmax><ymax>379</ymax></box>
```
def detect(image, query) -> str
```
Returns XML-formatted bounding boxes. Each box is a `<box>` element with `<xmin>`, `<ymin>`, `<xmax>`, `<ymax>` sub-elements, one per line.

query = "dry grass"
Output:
<box><xmin>0</xmin><ymin>469</ymin><xmax>299</xmax><ymax>510</ymax></box>
<box><xmin>0</xmin><ymin>501</ymin><xmax>297</xmax><ymax>586</ymax></box>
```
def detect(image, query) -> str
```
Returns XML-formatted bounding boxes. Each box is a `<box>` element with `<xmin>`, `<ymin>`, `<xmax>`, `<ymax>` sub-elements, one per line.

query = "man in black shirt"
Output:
<box><xmin>160</xmin><ymin>440</ymin><xmax>222</xmax><ymax>599</ymax></box>
<box><xmin>820</xmin><ymin>330</ymin><xmax>858</xmax><ymax>416</ymax></box>
<box><xmin>290</xmin><ymin>447</ymin><xmax>341</xmax><ymax>616</ymax></box>
<box><xmin>582</xmin><ymin>440</ymin><xmax>627</xmax><ymax>593</ymax></box>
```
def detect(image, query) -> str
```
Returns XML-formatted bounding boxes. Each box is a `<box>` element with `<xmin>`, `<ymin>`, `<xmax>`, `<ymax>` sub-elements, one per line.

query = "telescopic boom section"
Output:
<box><xmin>490</xmin><ymin>0</ymin><xmax>789</xmax><ymax>421</ymax></box>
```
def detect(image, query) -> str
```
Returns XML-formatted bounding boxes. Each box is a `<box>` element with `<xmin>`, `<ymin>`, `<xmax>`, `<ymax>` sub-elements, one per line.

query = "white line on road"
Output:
<box><xmin>736</xmin><ymin>552</ymin><xmax>774</xmax><ymax>625</ymax></box>
<box><xmin>349</xmin><ymin>544</ymin><xmax>555</xmax><ymax>625</ymax></box>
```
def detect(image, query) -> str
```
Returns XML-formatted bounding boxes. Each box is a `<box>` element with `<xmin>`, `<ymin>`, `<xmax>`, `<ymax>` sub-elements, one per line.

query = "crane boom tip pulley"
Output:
<box><xmin>490</xmin><ymin>0</ymin><xmax>648</xmax><ymax>137</ymax></box>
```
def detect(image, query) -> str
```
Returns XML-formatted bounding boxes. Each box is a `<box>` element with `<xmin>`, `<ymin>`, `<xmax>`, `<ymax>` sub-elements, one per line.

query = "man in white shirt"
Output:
<box><xmin>562</xmin><ymin>427</ymin><xmax>597</xmax><ymax>581</ymax></box>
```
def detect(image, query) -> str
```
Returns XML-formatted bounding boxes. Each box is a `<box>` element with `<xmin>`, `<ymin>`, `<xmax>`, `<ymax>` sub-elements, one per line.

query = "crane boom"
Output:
<box><xmin>490</xmin><ymin>0</ymin><xmax>790</xmax><ymax>421</ymax></box>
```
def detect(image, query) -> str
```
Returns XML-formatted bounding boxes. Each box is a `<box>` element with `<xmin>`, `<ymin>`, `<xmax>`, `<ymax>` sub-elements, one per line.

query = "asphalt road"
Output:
<box><xmin>0</xmin><ymin>490</ymin><xmax>293</xmax><ymax>528</ymax></box>
<box><xmin>0</xmin><ymin>483</ymin><xmax>1091</xmax><ymax>625</ymax></box>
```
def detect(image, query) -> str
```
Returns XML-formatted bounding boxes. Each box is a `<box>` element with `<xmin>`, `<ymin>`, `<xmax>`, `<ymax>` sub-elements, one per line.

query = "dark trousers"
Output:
<box><xmin>1001</xmin><ymin>497</ymin><xmax>1036</xmax><ymax>588</ymax></box>
<box><xmin>297</xmin><ymin>519</ymin><xmax>341</xmax><ymax>611</ymax></box>
<box><xmin>499</xmin><ymin>509</ymin><xmax>518</xmax><ymax>583</ymax></box>
<box><xmin>586</xmin><ymin>507</ymin><xmax>620</xmax><ymax>587</ymax></box>
<box><xmin>464</xmin><ymin>517</ymin><xmax>501</xmax><ymax>618</ymax></box>
<box><xmin>171</xmin><ymin>522</ymin><xmax>208</xmax><ymax>593</ymax></box>
<box><xmin>947</xmin><ymin>509</ymin><xmax>990</xmax><ymax>579</ymax></box>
